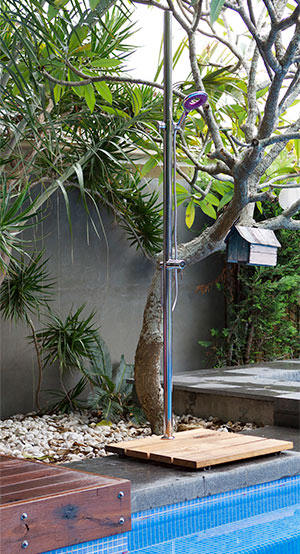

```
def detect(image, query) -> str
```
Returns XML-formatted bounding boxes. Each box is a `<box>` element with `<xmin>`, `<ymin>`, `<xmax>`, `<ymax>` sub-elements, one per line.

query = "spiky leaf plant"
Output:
<box><xmin>36</xmin><ymin>305</ymin><xmax>101</xmax><ymax>412</ymax></box>
<box><xmin>0</xmin><ymin>251</ymin><xmax>55</xmax><ymax>409</ymax></box>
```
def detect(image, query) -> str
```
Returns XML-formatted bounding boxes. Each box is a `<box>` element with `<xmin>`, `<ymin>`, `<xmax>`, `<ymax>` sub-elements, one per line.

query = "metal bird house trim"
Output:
<box><xmin>225</xmin><ymin>225</ymin><xmax>281</xmax><ymax>267</ymax></box>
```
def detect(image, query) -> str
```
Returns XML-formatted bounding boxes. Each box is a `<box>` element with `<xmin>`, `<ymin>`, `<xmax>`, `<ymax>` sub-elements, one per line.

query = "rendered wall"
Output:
<box><xmin>0</xmin><ymin>186</ymin><xmax>224</xmax><ymax>417</ymax></box>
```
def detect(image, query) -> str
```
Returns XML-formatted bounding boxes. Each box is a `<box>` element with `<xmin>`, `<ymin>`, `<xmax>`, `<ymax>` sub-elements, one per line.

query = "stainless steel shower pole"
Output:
<box><xmin>162</xmin><ymin>10</ymin><xmax>174</xmax><ymax>439</ymax></box>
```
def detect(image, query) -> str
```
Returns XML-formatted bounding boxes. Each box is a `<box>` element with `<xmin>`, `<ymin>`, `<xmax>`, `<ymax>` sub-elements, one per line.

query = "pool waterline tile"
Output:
<box><xmin>41</xmin><ymin>475</ymin><xmax>300</xmax><ymax>554</ymax></box>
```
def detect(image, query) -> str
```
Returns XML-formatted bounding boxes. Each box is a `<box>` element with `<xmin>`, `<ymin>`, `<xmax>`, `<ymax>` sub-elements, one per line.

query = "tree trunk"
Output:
<box><xmin>134</xmin><ymin>200</ymin><xmax>244</xmax><ymax>432</ymax></box>
<box><xmin>134</xmin><ymin>268</ymin><xmax>164</xmax><ymax>434</ymax></box>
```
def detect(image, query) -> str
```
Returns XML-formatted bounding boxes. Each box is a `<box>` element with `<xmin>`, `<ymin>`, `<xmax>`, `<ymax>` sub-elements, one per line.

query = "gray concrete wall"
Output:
<box><xmin>0</xmin><ymin>184</ymin><xmax>224</xmax><ymax>418</ymax></box>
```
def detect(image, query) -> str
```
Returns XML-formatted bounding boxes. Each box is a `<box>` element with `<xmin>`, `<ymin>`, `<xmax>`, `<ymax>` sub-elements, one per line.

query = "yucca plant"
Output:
<box><xmin>0</xmin><ymin>251</ymin><xmax>55</xmax><ymax>409</ymax></box>
<box><xmin>36</xmin><ymin>305</ymin><xmax>102</xmax><ymax>412</ymax></box>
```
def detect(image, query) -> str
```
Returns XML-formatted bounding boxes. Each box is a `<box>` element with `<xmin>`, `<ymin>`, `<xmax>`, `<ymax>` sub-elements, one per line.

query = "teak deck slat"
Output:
<box><xmin>106</xmin><ymin>429</ymin><xmax>293</xmax><ymax>469</ymax></box>
<box><xmin>0</xmin><ymin>456</ymin><xmax>131</xmax><ymax>554</ymax></box>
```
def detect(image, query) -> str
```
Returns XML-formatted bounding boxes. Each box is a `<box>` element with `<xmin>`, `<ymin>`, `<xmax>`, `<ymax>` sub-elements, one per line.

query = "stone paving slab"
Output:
<box><xmin>173</xmin><ymin>360</ymin><xmax>300</xmax><ymax>401</ymax></box>
<box><xmin>173</xmin><ymin>360</ymin><xmax>300</xmax><ymax>428</ymax></box>
<box><xmin>67</xmin><ymin>428</ymin><xmax>300</xmax><ymax>512</ymax></box>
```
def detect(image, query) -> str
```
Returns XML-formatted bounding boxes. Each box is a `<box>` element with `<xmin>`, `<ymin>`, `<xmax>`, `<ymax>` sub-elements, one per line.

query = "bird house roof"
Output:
<box><xmin>225</xmin><ymin>225</ymin><xmax>281</xmax><ymax>247</ymax></box>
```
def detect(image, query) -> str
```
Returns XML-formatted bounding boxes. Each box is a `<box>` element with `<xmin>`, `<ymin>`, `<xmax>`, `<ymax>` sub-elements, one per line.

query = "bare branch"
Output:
<box><xmin>249</xmin><ymin>190</ymin><xmax>275</xmax><ymax>202</ymax></box>
<box><xmin>260</xmin><ymin>173</ymin><xmax>300</xmax><ymax>190</ymax></box>
<box><xmin>187</xmin><ymin>31</ymin><xmax>224</xmax><ymax>150</ymax></box>
<box><xmin>256</xmin><ymin>197</ymin><xmax>300</xmax><ymax>230</ymax></box>
<box><xmin>180</xmin><ymin>142</ymin><xmax>232</xmax><ymax>176</ymax></box>
<box><xmin>279</xmin><ymin>66</ymin><xmax>300</xmax><ymax>114</ymax></box>
<box><xmin>43</xmin><ymin>67</ymin><xmax>165</xmax><ymax>92</ymax></box>
<box><xmin>133</xmin><ymin>0</ymin><xmax>169</xmax><ymax>10</ymax></box>
<box><xmin>259</xmin><ymin>132</ymin><xmax>300</xmax><ymax>147</ymax></box>
<box><xmin>191</xmin><ymin>0</ymin><xmax>203</xmax><ymax>31</ymax></box>
<box><xmin>197</xmin><ymin>22</ymin><xmax>246</xmax><ymax>72</ymax></box>
<box><xmin>165</xmin><ymin>0</ymin><xmax>190</xmax><ymax>32</ymax></box>
<box><xmin>225</xmin><ymin>1</ymin><xmax>275</xmax><ymax>78</ymax></box>
<box><xmin>240</xmin><ymin>47</ymin><xmax>260</xmax><ymax>142</ymax></box>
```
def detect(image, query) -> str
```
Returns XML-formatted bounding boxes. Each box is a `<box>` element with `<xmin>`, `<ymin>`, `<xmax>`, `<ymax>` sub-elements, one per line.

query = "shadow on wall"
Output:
<box><xmin>0</xmin><ymin>186</ymin><xmax>224</xmax><ymax>417</ymax></box>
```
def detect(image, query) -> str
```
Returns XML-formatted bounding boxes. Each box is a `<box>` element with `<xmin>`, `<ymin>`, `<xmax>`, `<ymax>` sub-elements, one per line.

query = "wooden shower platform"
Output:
<box><xmin>0</xmin><ymin>455</ymin><xmax>130</xmax><ymax>554</ymax></box>
<box><xmin>106</xmin><ymin>428</ymin><xmax>293</xmax><ymax>469</ymax></box>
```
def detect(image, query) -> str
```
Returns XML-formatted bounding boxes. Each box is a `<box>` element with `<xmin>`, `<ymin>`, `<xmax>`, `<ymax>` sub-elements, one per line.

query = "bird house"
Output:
<box><xmin>225</xmin><ymin>225</ymin><xmax>281</xmax><ymax>267</ymax></box>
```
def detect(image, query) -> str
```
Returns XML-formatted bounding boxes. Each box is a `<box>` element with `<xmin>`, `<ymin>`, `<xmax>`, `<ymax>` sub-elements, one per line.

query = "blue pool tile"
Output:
<box><xmin>41</xmin><ymin>475</ymin><xmax>300</xmax><ymax>554</ymax></box>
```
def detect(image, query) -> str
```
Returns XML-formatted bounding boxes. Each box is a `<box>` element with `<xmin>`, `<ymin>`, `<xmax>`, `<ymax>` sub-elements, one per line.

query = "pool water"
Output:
<box><xmin>43</xmin><ymin>475</ymin><xmax>300</xmax><ymax>554</ymax></box>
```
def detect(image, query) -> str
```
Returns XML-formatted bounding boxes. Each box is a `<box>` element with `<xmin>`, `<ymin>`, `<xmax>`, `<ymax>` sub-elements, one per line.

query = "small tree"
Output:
<box><xmin>1</xmin><ymin>0</ymin><xmax>300</xmax><ymax>431</ymax></box>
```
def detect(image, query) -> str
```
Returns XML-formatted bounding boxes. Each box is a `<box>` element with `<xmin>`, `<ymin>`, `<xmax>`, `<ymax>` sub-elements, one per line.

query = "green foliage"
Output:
<box><xmin>0</xmin><ymin>1</ymin><xmax>163</xmax><ymax>258</ymax></box>
<box><xmin>86</xmin><ymin>343</ymin><xmax>142</xmax><ymax>423</ymax></box>
<box><xmin>0</xmin><ymin>184</ymin><xmax>42</xmax><ymax>272</ymax></box>
<box><xmin>33</xmin><ymin>304</ymin><xmax>141</xmax><ymax>419</ymax></box>
<box><xmin>199</xmin><ymin>228</ymin><xmax>300</xmax><ymax>367</ymax></box>
<box><xmin>36</xmin><ymin>305</ymin><xmax>101</xmax><ymax>374</ymax></box>
<box><xmin>0</xmin><ymin>252</ymin><xmax>54</xmax><ymax>323</ymax></box>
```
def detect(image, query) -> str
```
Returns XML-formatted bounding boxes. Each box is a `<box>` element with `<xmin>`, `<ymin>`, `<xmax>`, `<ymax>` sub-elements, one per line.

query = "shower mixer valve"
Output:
<box><xmin>165</xmin><ymin>259</ymin><xmax>185</xmax><ymax>269</ymax></box>
<box><xmin>160</xmin><ymin>259</ymin><xmax>186</xmax><ymax>270</ymax></box>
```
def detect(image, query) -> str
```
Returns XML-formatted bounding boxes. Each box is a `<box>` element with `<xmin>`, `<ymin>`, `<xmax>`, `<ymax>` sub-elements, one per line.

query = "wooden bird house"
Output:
<box><xmin>225</xmin><ymin>225</ymin><xmax>281</xmax><ymax>267</ymax></box>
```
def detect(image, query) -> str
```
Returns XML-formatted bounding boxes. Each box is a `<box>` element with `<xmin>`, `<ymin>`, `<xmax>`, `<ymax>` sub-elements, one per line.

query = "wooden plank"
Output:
<box><xmin>249</xmin><ymin>244</ymin><xmax>277</xmax><ymax>266</ymax></box>
<box><xmin>1</xmin><ymin>470</ymin><xmax>93</xmax><ymax>498</ymax></box>
<box><xmin>125</xmin><ymin>431</ymin><xmax>252</xmax><ymax>460</ymax></box>
<box><xmin>149</xmin><ymin>435</ymin><xmax>269</xmax><ymax>464</ymax></box>
<box><xmin>173</xmin><ymin>439</ymin><xmax>294</xmax><ymax>469</ymax></box>
<box><xmin>106</xmin><ymin>428</ymin><xmax>219</xmax><ymax>454</ymax></box>
<box><xmin>1</xmin><ymin>483</ymin><xmax>131</xmax><ymax>554</ymax></box>
<box><xmin>0</xmin><ymin>456</ymin><xmax>131</xmax><ymax>554</ymax></box>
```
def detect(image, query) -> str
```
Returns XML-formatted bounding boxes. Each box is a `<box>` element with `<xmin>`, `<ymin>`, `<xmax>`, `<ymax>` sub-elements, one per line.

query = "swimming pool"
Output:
<box><xmin>42</xmin><ymin>475</ymin><xmax>300</xmax><ymax>554</ymax></box>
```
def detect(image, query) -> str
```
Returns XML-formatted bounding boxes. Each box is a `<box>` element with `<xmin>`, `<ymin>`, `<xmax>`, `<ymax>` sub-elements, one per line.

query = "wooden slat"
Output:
<box><xmin>148</xmin><ymin>435</ymin><xmax>268</xmax><ymax>464</ymax></box>
<box><xmin>173</xmin><ymin>439</ymin><xmax>294</xmax><ymax>469</ymax></box>
<box><xmin>106</xmin><ymin>428</ymin><xmax>218</xmax><ymax>454</ymax></box>
<box><xmin>106</xmin><ymin>429</ymin><xmax>293</xmax><ymax>470</ymax></box>
<box><xmin>1</xmin><ymin>470</ymin><xmax>94</xmax><ymax>498</ymax></box>
<box><xmin>0</xmin><ymin>456</ymin><xmax>131</xmax><ymax>554</ymax></box>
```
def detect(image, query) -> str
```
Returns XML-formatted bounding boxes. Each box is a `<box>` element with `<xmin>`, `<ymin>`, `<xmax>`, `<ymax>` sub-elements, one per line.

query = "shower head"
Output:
<box><xmin>177</xmin><ymin>91</ymin><xmax>208</xmax><ymax>129</ymax></box>
<box><xmin>183</xmin><ymin>91</ymin><xmax>208</xmax><ymax>113</ymax></box>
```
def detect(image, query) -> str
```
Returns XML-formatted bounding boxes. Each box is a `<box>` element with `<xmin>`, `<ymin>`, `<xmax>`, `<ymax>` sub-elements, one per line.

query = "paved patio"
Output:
<box><xmin>173</xmin><ymin>360</ymin><xmax>300</xmax><ymax>428</ymax></box>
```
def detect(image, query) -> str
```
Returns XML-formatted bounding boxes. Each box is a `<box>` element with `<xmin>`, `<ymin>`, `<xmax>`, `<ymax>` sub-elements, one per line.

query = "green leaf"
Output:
<box><xmin>256</xmin><ymin>86</ymin><xmax>269</xmax><ymax>99</ymax></box>
<box><xmin>210</xmin><ymin>0</ymin><xmax>225</xmax><ymax>24</ymax></box>
<box><xmin>53</xmin><ymin>84</ymin><xmax>65</xmax><ymax>103</ymax></box>
<box><xmin>198</xmin><ymin>340</ymin><xmax>212</xmax><ymax>348</ymax></box>
<box><xmin>294</xmin><ymin>139</ymin><xmax>300</xmax><ymax>162</ymax></box>
<box><xmin>91</xmin><ymin>58</ymin><xmax>122</xmax><ymax>68</ymax></box>
<box><xmin>257</xmin><ymin>201</ymin><xmax>263</xmax><ymax>214</ymax></box>
<box><xmin>68</xmin><ymin>69</ymin><xmax>86</xmax><ymax>97</ymax></box>
<box><xmin>131</xmin><ymin>88</ymin><xmax>143</xmax><ymax>116</ymax></box>
<box><xmin>48</xmin><ymin>4</ymin><xmax>58</xmax><ymax>20</ymax></box>
<box><xmin>199</xmin><ymin>200</ymin><xmax>217</xmax><ymax>219</ymax></box>
<box><xmin>185</xmin><ymin>200</ymin><xmax>195</xmax><ymax>228</ymax></box>
<box><xmin>218</xmin><ymin>189</ymin><xmax>234</xmax><ymax>210</ymax></box>
<box><xmin>84</xmin><ymin>84</ymin><xmax>96</xmax><ymax>112</ymax></box>
<box><xmin>205</xmin><ymin>192</ymin><xmax>220</xmax><ymax>206</ymax></box>
<box><xmin>99</xmin><ymin>105</ymin><xmax>130</xmax><ymax>119</ymax></box>
<box><xmin>140</xmin><ymin>157</ymin><xmax>157</xmax><ymax>177</ymax></box>
<box><xmin>69</xmin><ymin>26</ymin><xmax>88</xmax><ymax>53</ymax></box>
<box><xmin>94</xmin><ymin>82</ymin><xmax>112</xmax><ymax>104</ymax></box>
<box><xmin>89</xmin><ymin>0</ymin><xmax>100</xmax><ymax>9</ymax></box>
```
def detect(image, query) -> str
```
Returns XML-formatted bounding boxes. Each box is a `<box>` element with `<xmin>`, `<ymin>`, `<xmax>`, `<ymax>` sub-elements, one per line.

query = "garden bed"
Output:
<box><xmin>0</xmin><ymin>412</ymin><xmax>258</xmax><ymax>464</ymax></box>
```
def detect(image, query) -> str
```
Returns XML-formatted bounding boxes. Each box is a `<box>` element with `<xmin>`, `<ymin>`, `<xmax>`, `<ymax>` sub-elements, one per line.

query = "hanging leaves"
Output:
<box><xmin>210</xmin><ymin>0</ymin><xmax>225</xmax><ymax>24</ymax></box>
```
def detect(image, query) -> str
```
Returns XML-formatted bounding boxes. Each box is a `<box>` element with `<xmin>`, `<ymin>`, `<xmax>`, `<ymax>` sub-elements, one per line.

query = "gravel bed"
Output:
<box><xmin>0</xmin><ymin>412</ymin><xmax>259</xmax><ymax>464</ymax></box>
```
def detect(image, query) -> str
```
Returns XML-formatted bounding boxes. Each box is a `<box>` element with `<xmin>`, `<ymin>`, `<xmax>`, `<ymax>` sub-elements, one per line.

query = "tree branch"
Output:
<box><xmin>256</xmin><ymin>197</ymin><xmax>300</xmax><ymax>230</ymax></box>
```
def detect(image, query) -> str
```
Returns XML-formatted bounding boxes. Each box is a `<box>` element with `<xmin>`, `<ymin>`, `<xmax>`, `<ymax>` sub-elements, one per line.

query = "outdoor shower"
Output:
<box><xmin>162</xmin><ymin>10</ymin><xmax>208</xmax><ymax>439</ymax></box>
